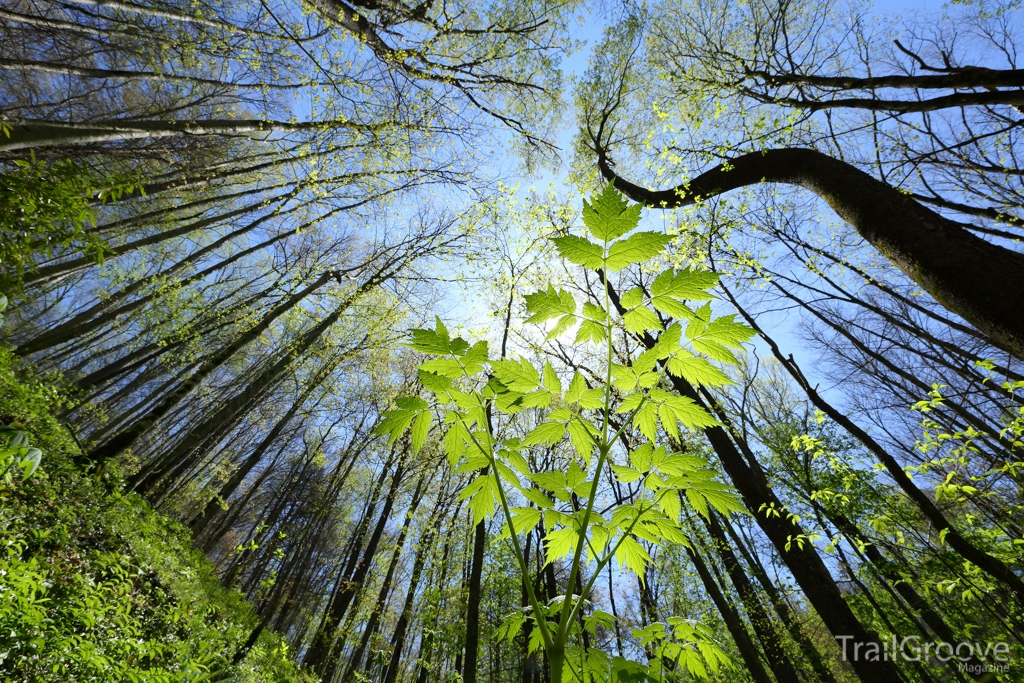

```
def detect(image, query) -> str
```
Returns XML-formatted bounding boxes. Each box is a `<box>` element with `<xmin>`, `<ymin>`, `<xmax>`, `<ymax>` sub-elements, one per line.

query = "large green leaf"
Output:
<box><xmin>615</xmin><ymin>535</ymin><xmax>652</xmax><ymax>580</ymax></box>
<box><xmin>582</xmin><ymin>182</ymin><xmax>643</xmax><ymax>241</ymax></box>
<box><xmin>605</xmin><ymin>232</ymin><xmax>672</xmax><ymax>271</ymax></box>
<box><xmin>524</xmin><ymin>284</ymin><xmax>576</xmax><ymax>323</ymax></box>
<box><xmin>492</xmin><ymin>357</ymin><xmax>541</xmax><ymax>393</ymax></box>
<box><xmin>552</xmin><ymin>234</ymin><xmax>604</xmax><ymax>270</ymax></box>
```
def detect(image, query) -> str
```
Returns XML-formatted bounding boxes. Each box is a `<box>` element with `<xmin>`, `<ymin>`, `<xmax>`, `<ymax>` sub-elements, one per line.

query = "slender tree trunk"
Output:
<box><xmin>382</xmin><ymin>493</ymin><xmax>449</xmax><ymax>683</ymax></box>
<box><xmin>1</xmin><ymin>116</ymin><xmax>394</xmax><ymax>152</ymax></box>
<box><xmin>87</xmin><ymin>271</ymin><xmax>332</xmax><ymax>464</ymax></box>
<box><xmin>463</xmin><ymin>517</ymin><xmax>486</xmax><ymax>683</ymax></box>
<box><xmin>305</xmin><ymin>457</ymin><xmax>407</xmax><ymax>676</ymax></box>
<box><xmin>684</xmin><ymin>542</ymin><xmax>774</xmax><ymax>683</ymax></box>
<box><xmin>703</xmin><ymin>512</ymin><xmax>801</xmax><ymax>683</ymax></box>
<box><xmin>721</xmin><ymin>519</ymin><xmax>838</xmax><ymax>683</ymax></box>
<box><xmin>344</xmin><ymin>476</ymin><xmax>427</xmax><ymax>681</ymax></box>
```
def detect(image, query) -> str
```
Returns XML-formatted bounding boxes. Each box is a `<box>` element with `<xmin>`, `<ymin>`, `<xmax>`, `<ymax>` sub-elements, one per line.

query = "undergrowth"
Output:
<box><xmin>0</xmin><ymin>346</ymin><xmax>314</xmax><ymax>682</ymax></box>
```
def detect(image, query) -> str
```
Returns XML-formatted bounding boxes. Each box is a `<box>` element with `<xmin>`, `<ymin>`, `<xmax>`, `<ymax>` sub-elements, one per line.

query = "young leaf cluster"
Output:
<box><xmin>376</xmin><ymin>183</ymin><xmax>750</xmax><ymax>682</ymax></box>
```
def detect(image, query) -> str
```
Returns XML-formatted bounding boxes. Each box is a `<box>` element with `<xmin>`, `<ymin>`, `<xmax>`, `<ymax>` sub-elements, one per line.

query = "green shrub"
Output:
<box><xmin>0</xmin><ymin>346</ymin><xmax>313</xmax><ymax>682</ymax></box>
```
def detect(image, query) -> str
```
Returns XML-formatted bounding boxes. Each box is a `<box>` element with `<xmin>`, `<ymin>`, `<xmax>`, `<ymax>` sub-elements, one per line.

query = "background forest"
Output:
<box><xmin>1</xmin><ymin>0</ymin><xmax>1023</xmax><ymax>681</ymax></box>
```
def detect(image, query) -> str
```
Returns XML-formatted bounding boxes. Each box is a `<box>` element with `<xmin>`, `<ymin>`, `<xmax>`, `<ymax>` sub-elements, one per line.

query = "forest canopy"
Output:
<box><xmin>1</xmin><ymin>0</ymin><xmax>1023</xmax><ymax>682</ymax></box>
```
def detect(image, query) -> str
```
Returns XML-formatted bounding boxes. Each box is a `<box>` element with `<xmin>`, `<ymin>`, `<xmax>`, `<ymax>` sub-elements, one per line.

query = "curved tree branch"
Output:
<box><xmin>594</xmin><ymin>144</ymin><xmax>1024</xmax><ymax>359</ymax></box>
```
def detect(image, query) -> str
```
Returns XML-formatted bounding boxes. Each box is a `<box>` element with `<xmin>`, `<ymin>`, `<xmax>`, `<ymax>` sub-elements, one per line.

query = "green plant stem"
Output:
<box><xmin>553</xmin><ymin>249</ymin><xmax>617</xmax><ymax>669</ymax></box>
<box><xmin>459</xmin><ymin>390</ymin><xmax>556</xmax><ymax>655</ymax></box>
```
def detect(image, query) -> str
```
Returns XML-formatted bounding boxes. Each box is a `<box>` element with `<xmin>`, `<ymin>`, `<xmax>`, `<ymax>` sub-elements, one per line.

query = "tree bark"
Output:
<box><xmin>684</xmin><ymin>541</ymin><xmax>774</xmax><ymax>683</ymax></box>
<box><xmin>343</xmin><ymin>476</ymin><xmax>427</xmax><ymax>681</ymax></box>
<box><xmin>1</xmin><ymin>116</ymin><xmax>396</xmax><ymax>152</ymax></box>
<box><xmin>703</xmin><ymin>512</ymin><xmax>802</xmax><ymax>683</ymax></box>
<box><xmin>607</xmin><ymin>281</ymin><xmax>905</xmax><ymax>683</ymax></box>
<box><xmin>305</xmin><ymin>458</ymin><xmax>407</xmax><ymax>677</ymax></box>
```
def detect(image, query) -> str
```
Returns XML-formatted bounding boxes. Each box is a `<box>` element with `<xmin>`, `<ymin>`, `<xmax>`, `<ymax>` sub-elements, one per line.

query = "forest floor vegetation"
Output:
<box><xmin>0</xmin><ymin>346</ymin><xmax>314</xmax><ymax>682</ymax></box>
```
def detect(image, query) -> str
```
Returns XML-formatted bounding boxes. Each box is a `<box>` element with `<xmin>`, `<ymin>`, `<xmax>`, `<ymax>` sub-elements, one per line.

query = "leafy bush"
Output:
<box><xmin>0</xmin><ymin>345</ymin><xmax>313</xmax><ymax>682</ymax></box>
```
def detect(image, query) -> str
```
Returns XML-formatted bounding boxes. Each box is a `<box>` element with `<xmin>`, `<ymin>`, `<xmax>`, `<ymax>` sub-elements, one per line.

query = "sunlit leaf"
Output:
<box><xmin>582</xmin><ymin>182</ymin><xmax>643</xmax><ymax>241</ymax></box>
<box><xmin>552</xmin><ymin>234</ymin><xmax>604</xmax><ymax>269</ymax></box>
<box><xmin>605</xmin><ymin>232</ymin><xmax>672</xmax><ymax>271</ymax></box>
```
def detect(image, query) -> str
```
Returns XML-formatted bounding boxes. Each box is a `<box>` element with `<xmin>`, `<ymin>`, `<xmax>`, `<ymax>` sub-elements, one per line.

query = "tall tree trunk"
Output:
<box><xmin>607</xmin><ymin>282</ymin><xmax>905</xmax><ymax>683</ymax></box>
<box><xmin>703</xmin><ymin>512</ymin><xmax>801</xmax><ymax>683</ymax></box>
<box><xmin>343</xmin><ymin>476</ymin><xmax>427</xmax><ymax>681</ymax></box>
<box><xmin>305</xmin><ymin>457</ymin><xmax>407</xmax><ymax>676</ymax></box>
<box><xmin>684</xmin><ymin>542</ymin><xmax>774</xmax><ymax>683</ymax></box>
<box><xmin>463</xmin><ymin>517</ymin><xmax>486</xmax><ymax>683</ymax></box>
<box><xmin>382</xmin><ymin>493</ymin><xmax>450</xmax><ymax>683</ymax></box>
<box><xmin>721</xmin><ymin>520</ymin><xmax>838</xmax><ymax>683</ymax></box>
<box><xmin>1</xmin><ymin>116</ymin><xmax>396</xmax><ymax>152</ymax></box>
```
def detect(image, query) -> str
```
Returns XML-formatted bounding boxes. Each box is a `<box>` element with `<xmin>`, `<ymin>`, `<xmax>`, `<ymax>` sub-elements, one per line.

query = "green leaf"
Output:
<box><xmin>703</xmin><ymin>314</ymin><xmax>756</xmax><ymax>347</ymax></box>
<box><xmin>611</xmin><ymin>464</ymin><xmax>644</xmax><ymax>484</ymax></box>
<box><xmin>616</xmin><ymin>535</ymin><xmax>652</xmax><ymax>580</ymax></box>
<box><xmin>582</xmin><ymin>301</ymin><xmax>608</xmax><ymax>323</ymax></box>
<box><xmin>582</xmin><ymin>182</ymin><xmax>643</xmax><ymax>241</ymax></box>
<box><xmin>455</xmin><ymin>455</ymin><xmax>491</xmax><ymax>473</ymax></box>
<box><xmin>502</xmin><ymin>448</ymin><xmax>531</xmax><ymax>475</ymax></box>
<box><xmin>443</xmin><ymin>422</ymin><xmax>468</xmax><ymax>466</ymax></box>
<box><xmin>519</xmin><ymin>390</ymin><xmax>553</xmax><ymax>409</ymax></box>
<box><xmin>461</xmin><ymin>475</ymin><xmax>497</xmax><ymax>525</ymax></box>
<box><xmin>634</xmin><ymin>403</ymin><xmax>658</xmax><ymax>441</ymax></box>
<box><xmin>616</xmin><ymin>393</ymin><xmax>643</xmax><ymax>413</ymax></box>
<box><xmin>660</xmin><ymin>394</ymin><xmax>721</xmax><ymax>431</ymax></box>
<box><xmin>686</xmin><ymin>480</ymin><xmax>745</xmax><ymax>519</ymax></box>
<box><xmin>544</xmin><ymin>528</ymin><xmax>579</xmax><ymax>565</ymax></box>
<box><xmin>498</xmin><ymin>507</ymin><xmax>542</xmax><ymax>538</ymax></box>
<box><xmin>610</xmin><ymin>364</ymin><xmax>637</xmax><ymax>392</ymax></box>
<box><xmin>18</xmin><ymin>447</ymin><xmax>42</xmax><ymax>480</ymax></box>
<box><xmin>651</xmin><ymin>268</ymin><xmax>719</xmax><ymax>300</ymax></box>
<box><xmin>419</xmin><ymin>358</ymin><xmax>469</xmax><ymax>378</ymax></box>
<box><xmin>542</xmin><ymin>361</ymin><xmax>562</xmax><ymax>394</ymax></box>
<box><xmin>565</xmin><ymin>372</ymin><xmax>587</xmax><ymax>403</ymax></box>
<box><xmin>375</xmin><ymin>409</ymin><xmax>416</xmax><ymax>443</ymax></box>
<box><xmin>566</xmin><ymin>461</ymin><xmax>588</xmax><ymax>492</ymax></box>
<box><xmin>630</xmin><ymin>443</ymin><xmax>655</xmax><ymax>472</ymax></box>
<box><xmin>567</xmin><ymin>419</ymin><xmax>598</xmax><ymax>460</ymax></box>
<box><xmin>407</xmin><ymin>316</ymin><xmax>453</xmax><ymax>354</ymax></box>
<box><xmin>659</xmin><ymin>403</ymin><xmax>680</xmax><ymax>439</ymax></box>
<box><xmin>575</xmin><ymin>319</ymin><xmax>606</xmax><ymax>344</ymax></box>
<box><xmin>658</xmin><ymin>490</ymin><xmax>681</xmax><ymax>522</ymax></box>
<box><xmin>521</xmin><ymin>421</ymin><xmax>566</xmax><ymax>447</ymax></box>
<box><xmin>493</xmin><ymin>358</ymin><xmax>541</xmax><ymax>393</ymax></box>
<box><xmin>529</xmin><ymin>471</ymin><xmax>568</xmax><ymax>497</ymax></box>
<box><xmin>552</xmin><ymin>234</ymin><xmax>604</xmax><ymax>270</ymax></box>
<box><xmin>623</xmin><ymin>306</ymin><xmax>663</xmax><ymax>334</ymax></box>
<box><xmin>576</xmin><ymin>389</ymin><xmax>605</xmax><ymax>410</ymax></box>
<box><xmin>3</xmin><ymin>430</ymin><xmax>29</xmax><ymax>450</ymax></box>
<box><xmin>418</xmin><ymin>370</ymin><xmax>453</xmax><ymax>393</ymax></box>
<box><xmin>522</xmin><ymin>488</ymin><xmax>554</xmax><ymax>508</ymax></box>
<box><xmin>619</xmin><ymin>286</ymin><xmax>645</xmax><ymax>309</ymax></box>
<box><xmin>666</xmin><ymin>351</ymin><xmax>733</xmax><ymax>387</ymax></box>
<box><xmin>524</xmin><ymin>285</ymin><xmax>576</xmax><ymax>323</ymax></box>
<box><xmin>396</xmin><ymin>396</ymin><xmax>428</xmax><ymax>410</ymax></box>
<box><xmin>605</xmin><ymin>232</ymin><xmax>672</xmax><ymax>271</ymax></box>
<box><xmin>462</xmin><ymin>340</ymin><xmax>490</xmax><ymax>374</ymax></box>
<box><xmin>410</xmin><ymin>411</ymin><xmax>431</xmax><ymax>452</ymax></box>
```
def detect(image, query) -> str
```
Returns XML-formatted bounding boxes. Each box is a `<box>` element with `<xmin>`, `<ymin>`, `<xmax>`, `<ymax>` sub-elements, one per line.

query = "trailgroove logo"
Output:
<box><xmin>835</xmin><ymin>636</ymin><xmax>1012</xmax><ymax>675</ymax></box>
